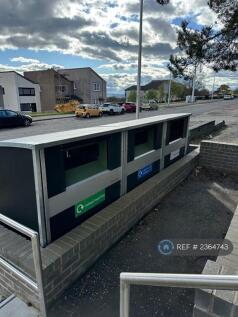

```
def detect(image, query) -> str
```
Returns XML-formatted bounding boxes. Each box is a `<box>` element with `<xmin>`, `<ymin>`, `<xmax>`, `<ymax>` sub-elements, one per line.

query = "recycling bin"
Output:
<box><xmin>0</xmin><ymin>128</ymin><xmax>121</xmax><ymax>246</ymax></box>
<box><xmin>0</xmin><ymin>113</ymin><xmax>190</xmax><ymax>246</ymax></box>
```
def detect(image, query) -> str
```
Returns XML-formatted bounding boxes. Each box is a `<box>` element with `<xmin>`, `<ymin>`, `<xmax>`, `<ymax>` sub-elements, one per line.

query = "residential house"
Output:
<box><xmin>58</xmin><ymin>68</ymin><xmax>107</xmax><ymax>104</ymax></box>
<box><xmin>0</xmin><ymin>71</ymin><xmax>41</xmax><ymax>112</ymax></box>
<box><xmin>125</xmin><ymin>80</ymin><xmax>185</xmax><ymax>102</ymax></box>
<box><xmin>0</xmin><ymin>85</ymin><xmax>4</xmax><ymax>109</ymax></box>
<box><xmin>24</xmin><ymin>69</ymin><xmax>74</xmax><ymax>112</ymax></box>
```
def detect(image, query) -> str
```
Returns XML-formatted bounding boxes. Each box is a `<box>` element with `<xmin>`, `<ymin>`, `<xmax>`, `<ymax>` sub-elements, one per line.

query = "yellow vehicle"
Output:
<box><xmin>75</xmin><ymin>104</ymin><xmax>103</xmax><ymax>118</ymax></box>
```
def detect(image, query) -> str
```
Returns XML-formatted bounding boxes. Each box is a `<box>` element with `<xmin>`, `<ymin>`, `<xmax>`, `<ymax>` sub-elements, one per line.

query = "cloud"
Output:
<box><xmin>0</xmin><ymin>0</ymin><xmax>236</xmax><ymax>94</ymax></box>
<box><xmin>0</xmin><ymin>60</ymin><xmax>63</xmax><ymax>74</ymax></box>
<box><xmin>10</xmin><ymin>57</ymin><xmax>40</xmax><ymax>64</ymax></box>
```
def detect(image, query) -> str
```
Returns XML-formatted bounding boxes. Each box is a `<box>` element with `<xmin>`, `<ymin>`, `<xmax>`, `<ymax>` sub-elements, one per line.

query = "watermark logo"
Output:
<box><xmin>158</xmin><ymin>240</ymin><xmax>174</xmax><ymax>256</ymax></box>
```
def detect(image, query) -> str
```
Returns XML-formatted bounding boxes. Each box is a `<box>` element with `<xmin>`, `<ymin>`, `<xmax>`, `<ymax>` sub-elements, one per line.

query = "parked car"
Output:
<box><xmin>123</xmin><ymin>102</ymin><xmax>137</xmax><ymax>113</ymax></box>
<box><xmin>141</xmin><ymin>100</ymin><xmax>159</xmax><ymax>111</ymax></box>
<box><xmin>0</xmin><ymin>110</ymin><xmax>32</xmax><ymax>128</ymax></box>
<box><xmin>99</xmin><ymin>103</ymin><xmax>125</xmax><ymax>115</ymax></box>
<box><xmin>75</xmin><ymin>104</ymin><xmax>103</xmax><ymax>118</ymax></box>
<box><xmin>224</xmin><ymin>95</ymin><xmax>234</xmax><ymax>100</ymax></box>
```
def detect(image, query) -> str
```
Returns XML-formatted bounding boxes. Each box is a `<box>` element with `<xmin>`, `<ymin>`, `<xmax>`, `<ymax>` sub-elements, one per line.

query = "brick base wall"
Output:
<box><xmin>200</xmin><ymin>141</ymin><xmax>238</xmax><ymax>174</ymax></box>
<box><xmin>0</xmin><ymin>149</ymin><xmax>199</xmax><ymax>310</ymax></box>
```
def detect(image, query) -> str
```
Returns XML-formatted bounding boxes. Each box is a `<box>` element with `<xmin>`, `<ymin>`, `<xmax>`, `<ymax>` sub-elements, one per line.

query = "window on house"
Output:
<box><xmin>93</xmin><ymin>83</ymin><xmax>100</xmax><ymax>91</ymax></box>
<box><xmin>18</xmin><ymin>87</ymin><xmax>35</xmax><ymax>96</ymax></box>
<box><xmin>20</xmin><ymin>103</ymin><xmax>37</xmax><ymax>112</ymax></box>
<box><xmin>56</xmin><ymin>86</ymin><xmax>66</xmax><ymax>93</ymax></box>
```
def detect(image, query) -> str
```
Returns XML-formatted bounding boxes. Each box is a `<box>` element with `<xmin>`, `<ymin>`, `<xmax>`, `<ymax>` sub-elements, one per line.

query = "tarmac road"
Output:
<box><xmin>0</xmin><ymin>99</ymin><xmax>237</xmax><ymax>142</ymax></box>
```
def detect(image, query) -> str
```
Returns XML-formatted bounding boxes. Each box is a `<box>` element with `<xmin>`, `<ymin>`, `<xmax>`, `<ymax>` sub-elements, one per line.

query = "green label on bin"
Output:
<box><xmin>75</xmin><ymin>190</ymin><xmax>106</xmax><ymax>218</ymax></box>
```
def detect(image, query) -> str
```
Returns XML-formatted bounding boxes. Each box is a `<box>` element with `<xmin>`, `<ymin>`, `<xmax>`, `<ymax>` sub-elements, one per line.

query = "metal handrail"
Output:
<box><xmin>120</xmin><ymin>272</ymin><xmax>238</xmax><ymax>317</ymax></box>
<box><xmin>0</xmin><ymin>213</ymin><xmax>47</xmax><ymax>317</ymax></box>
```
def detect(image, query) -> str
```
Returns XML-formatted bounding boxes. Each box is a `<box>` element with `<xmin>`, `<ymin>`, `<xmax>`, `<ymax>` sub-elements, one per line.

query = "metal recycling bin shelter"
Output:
<box><xmin>0</xmin><ymin>113</ymin><xmax>190</xmax><ymax>247</ymax></box>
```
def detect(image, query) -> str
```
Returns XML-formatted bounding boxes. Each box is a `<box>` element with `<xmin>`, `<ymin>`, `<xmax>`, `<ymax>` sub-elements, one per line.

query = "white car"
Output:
<box><xmin>99</xmin><ymin>103</ymin><xmax>125</xmax><ymax>115</ymax></box>
<box><xmin>224</xmin><ymin>95</ymin><xmax>234</xmax><ymax>100</ymax></box>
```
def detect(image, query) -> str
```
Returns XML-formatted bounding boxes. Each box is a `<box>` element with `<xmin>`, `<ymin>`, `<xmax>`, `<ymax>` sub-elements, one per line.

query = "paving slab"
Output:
<box><xmin>0</xmin><ymin>295</ymin><xmax>39</xmax><ymax>317</ymax></box>
<box><xmin>48</xmin><ymin>169</ymin><xmax>238</xmax><ymax>317</ymax></box>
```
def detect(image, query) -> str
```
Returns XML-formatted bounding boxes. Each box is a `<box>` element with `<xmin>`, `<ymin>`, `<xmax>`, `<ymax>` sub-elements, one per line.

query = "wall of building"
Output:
<box><xmin>54</xmin><ymin>73</ymin><xmax>73</xmax><ymax>104</ymax></box>
<box><xmin>24</xmin><ymin>70</ymin><xmax>56</xmax><ymax>112</ymax></box>
<box><xmin>0</xmin><ymin>72</ymin><xmax>41</xmax><ymax>112</ymax></box>
<box><xmin>0</xmin><ymin>72</ymin><xmax>18</xmax><ymax>111</ymax></box>
<box><xmin>15</xmin><ymin>73</ymin><xmax>41</xmax><ymax>112</ymax></box>
<box><xmin>24</xmin><ymin>70</ymin><xmax>74</xmax><ymax>111</ymax></box>
<box><xmin>59</xmin><ymin>68</ymin><xmax>107</xmax><ymax>104</ymax></box>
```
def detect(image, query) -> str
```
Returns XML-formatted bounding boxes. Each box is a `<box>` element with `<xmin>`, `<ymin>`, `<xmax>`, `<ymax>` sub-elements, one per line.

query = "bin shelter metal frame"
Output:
<box><xmin>0</xmin><ymin>114</ymin><xmax>191</xmax><ymax>246</ymax></box>
<box><xmin>0</xmin><ymin>213</ymin><xmax>47</xmax><ymax>317</ymax></box>
<box><xmin>120</xmin><ymin>272</ymin><xmax>238</xmax><ymax>317</ymax></box>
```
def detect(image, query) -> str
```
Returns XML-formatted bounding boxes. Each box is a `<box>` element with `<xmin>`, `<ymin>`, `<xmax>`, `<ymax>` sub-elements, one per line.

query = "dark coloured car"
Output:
<box><xmin>0</xmin><ymin>110</ymin><xmax>32</xmax><ymax>128</ymax></box>
<box><xmin>123</xmin><ymin>102</ymin><xmax>137</xmax><ymax>113</ymax></box>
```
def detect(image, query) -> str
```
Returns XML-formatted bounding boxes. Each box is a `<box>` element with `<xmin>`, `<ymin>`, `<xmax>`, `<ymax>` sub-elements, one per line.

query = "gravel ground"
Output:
<box><xmin>49</xmin><ymin>168</ymin><xmax>238</xmax><ymax>317</ymax></box>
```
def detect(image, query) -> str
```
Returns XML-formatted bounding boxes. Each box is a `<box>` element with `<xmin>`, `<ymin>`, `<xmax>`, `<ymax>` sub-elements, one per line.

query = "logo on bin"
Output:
<box><xmin>75</xmin><ymin>190</ymin><xmax>106</xmax><ymax>218</ymax></box>
<box><xmin>138</xmin><ymin>164</ymin><xmax>153</xmax><ymax>180</ymax></box>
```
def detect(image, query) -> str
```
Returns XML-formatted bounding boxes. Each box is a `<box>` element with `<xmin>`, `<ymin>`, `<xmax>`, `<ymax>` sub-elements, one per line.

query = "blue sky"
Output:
<box><xmin>0</xmin><ymin>0</ymin><xmax>237</xmax><ymax>95</ymax></box>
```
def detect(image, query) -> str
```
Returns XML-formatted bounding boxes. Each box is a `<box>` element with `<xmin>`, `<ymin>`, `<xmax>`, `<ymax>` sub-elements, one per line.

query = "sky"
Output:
<box><xmin>0</xmin><ymin>0</ymin><xmax>237</xmax><ymax>96</ymax></box>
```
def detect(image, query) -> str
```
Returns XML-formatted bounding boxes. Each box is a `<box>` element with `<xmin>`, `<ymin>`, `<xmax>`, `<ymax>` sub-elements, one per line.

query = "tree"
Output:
<box><xmin>158</xmin><ymin>85</ymin><xmax>165</xmax><ymax>102</ymax></box>
<box><xmin>171</xmin><ymin>82</ymin><xmax>186</xmax><ymax>100</ymax></box>
<box><xmin>127</xmin><ymin>90</ymin><xmax>137</xmax><ymax>102</ymax></box>
<box><xmin>145</xmin><ymin>89</ymin><xmax>158</xmax><ymax>101</ymax></box>
<box><xmin>169</xmin><ymin>0</ymin><xmax>238</xmax><ymax>77</ymax></box>
<box><xmin>216</xmin><ymin>84</ymin><xmax>232</xmax><ymax>95</ymax></box>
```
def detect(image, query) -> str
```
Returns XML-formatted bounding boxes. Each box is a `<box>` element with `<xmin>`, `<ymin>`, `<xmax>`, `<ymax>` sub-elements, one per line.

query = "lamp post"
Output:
<box><xmin>191</xmin><ymin>65</ymin><xmax>197</xmax><ymax>103</ymax></box>
<box><xmin>136</xmin><ymin>0</ymin><xmax>170</xmax><ymax>119</ymax></box>
<box><xmin>167</xmin><ymin>71</ymin><xmax>172</xmax><ymax>106</ymax></box>
<box><xmin>136</xmin><ymin>0</ymin><xmax>144</xmax><ymax>119</ymax></box>
<box><xmin>211</xmin><ymin>74</ymin><xmax>216</xmax><ymax>99</ymax></box>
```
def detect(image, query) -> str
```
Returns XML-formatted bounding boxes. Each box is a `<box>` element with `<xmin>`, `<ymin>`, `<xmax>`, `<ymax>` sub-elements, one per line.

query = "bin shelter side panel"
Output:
<box><xmin>50</xmin><ymin>182</ymin><xmax>121</xmax><ymax>241</ymax></box>
<box><xmin>126</xmin><ymin>123</ymin><xmax>162</xmax><ymax>192</ymax></box>
<box><xmin>0</xmin><ymin>147</ymin><xmax>38</xmax><ymax>231</ymax></box>
<box><xmin>164</xmin><ymin>117</ymin><xmax>188</xmax><ymax>168</ymax></box>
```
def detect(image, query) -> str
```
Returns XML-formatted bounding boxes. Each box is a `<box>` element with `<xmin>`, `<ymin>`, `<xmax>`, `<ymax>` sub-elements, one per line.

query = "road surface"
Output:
<box><xmin>0</xmin><ymin>99</ymin><xmax>237</xmax><ymax>142</ymax></box>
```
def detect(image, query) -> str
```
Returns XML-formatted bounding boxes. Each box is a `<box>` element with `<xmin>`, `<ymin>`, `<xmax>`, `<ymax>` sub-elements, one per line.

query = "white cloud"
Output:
<box><xmin>10</xmin><ymin>57</ymin><xmax>40</xmax><ymax>64</ymax></box>
<box><xmin>0</xmin><ymin>0</ymin><xmax>236</xmax><ymax>94</ymax></box>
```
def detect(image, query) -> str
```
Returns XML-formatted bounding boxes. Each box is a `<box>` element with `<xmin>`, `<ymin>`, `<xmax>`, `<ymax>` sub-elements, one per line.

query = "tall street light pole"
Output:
<box><xmin>191</xmin><ymin>65</ymin><xmax>197</xmax><ymax>103</ymax></box>
<box><xmin>136</xmin><ymin>0</ymin><xmax>144</xmax><ymax>119</ymax></box>
<box><xmin>211</xmin><ymin>74</ymin><xmax>216</xmax><ymax>99</ymax></box>
<box><xmin>136</xmin><ymin>0</ymin><xmax>170</xmax><ymax>119</ymax></box>
<box><xmin>167</xmin><ymin>71</ymin><xmax>172</xmax><ymax>106</ymax></box>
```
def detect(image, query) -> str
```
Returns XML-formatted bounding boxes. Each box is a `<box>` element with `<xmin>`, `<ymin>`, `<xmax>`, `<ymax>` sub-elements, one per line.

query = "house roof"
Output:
<box><xmin>59</xmin><ymin>67</ymin><xmax>106</xmax><ymax>83</ymax></box>
<box><xmin>0</xmin><ymin>71</ymin><xmax>39</xmax><ymax>85</ymax></box>
<box><xmin>24</xmin><ymin>69</ymin><xmax>74</xmax><ymax>84</ymax></box>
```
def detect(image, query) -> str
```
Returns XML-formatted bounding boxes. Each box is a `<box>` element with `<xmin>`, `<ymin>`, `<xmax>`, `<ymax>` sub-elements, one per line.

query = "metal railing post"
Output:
<box><xmin>0</xmin><ymin>213</ymin><xmax>47</xmax><ymax>317</ymax></box>
<box><xmin>31</xmin><ymin>234</ymin><xmax>47</xmax><ymax>317</ymax></box>
<box><xmin>120</xmin><ymin>279</ymin><xmax>130</xmax><ymax>317</ymax></box>
<box><xmin>120</xmin><ymin>272</ymin><xmax>238</xmax><ymax>317</ymax></box>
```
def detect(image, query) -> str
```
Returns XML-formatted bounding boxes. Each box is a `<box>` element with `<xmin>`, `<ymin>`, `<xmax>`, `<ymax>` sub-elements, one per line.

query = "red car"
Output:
<box><xmin>123</xmin><ymin>102</ymin><xmax>137</xmax><ymax>113</ymax></box>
